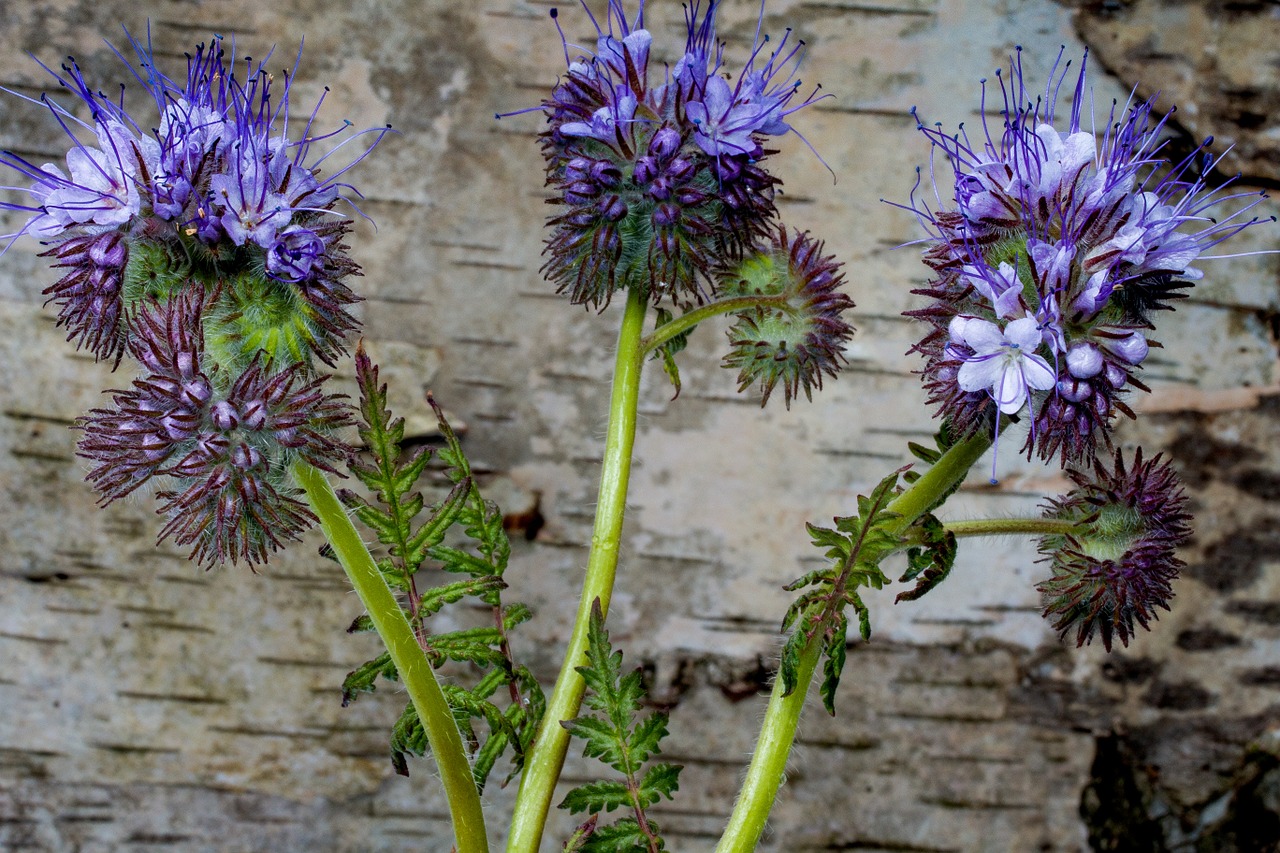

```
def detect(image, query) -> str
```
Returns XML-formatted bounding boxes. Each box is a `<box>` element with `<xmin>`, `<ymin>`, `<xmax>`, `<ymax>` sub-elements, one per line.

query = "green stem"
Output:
<box><xmin>715</xmin><ymin>430</ymin><xmax>994</xmax><ymax>852</ymax></box>
<box><xmin>714</xmin><ymin>635</ymin><xmax>821</xmax><ymax>853</ymax></box>
<box><xmin>507</xmin><ymin>286</ymin><xmax>649</xmax><ymax>852</ymax></box>
<box><xmin>639</xmin><ymin>294</ymin><xmax>787</xmax><ymax>356</ymax></box>
<box><xmin>944</xmin><ymin>517</ymin><xmax>1077</xmax><ymax>539</ymax></box>
<box><xmin>292</xmin><ymin>462</ymin><xmax>490</xmax><ymax>853</ymax></box>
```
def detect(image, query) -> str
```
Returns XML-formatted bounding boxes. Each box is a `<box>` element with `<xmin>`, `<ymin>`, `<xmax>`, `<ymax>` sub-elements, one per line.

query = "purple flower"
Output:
<box><xmin>22</xmin><ymin>121</ymin><xmax>155</xmax><ymax>237</ymax></box>
<box><xmin>529</xmin><ymin>0</ymin><xmax>826</xmax><ymax>307</ymax></box>
<box><xmin>948</xmin><ymin>316</ymin><xmax>1056</xmax><ymax>415</ymax></box>
<box><xmin>211</xmin><ymin>143</ymin><xmax>292</xmax><ymax>247</ymax></box>
<box><xmin>905</xmin><ymin>48</ymin><xmax>1270</xmax><ymax>464</ymax></box>
<box><xmin>1</xmin><ymin>32</ymin><xmax>388</xmax><ymax>253</ymax></box>
<box><xmin>266</xmin><ymin>225</ymin><xmax>327</xmax><ymax>282</ymax></box>
<box><xmin>1036</xmin><ymin>449</ymin><xmax>1191</xmax><ymax>651</ymax></box>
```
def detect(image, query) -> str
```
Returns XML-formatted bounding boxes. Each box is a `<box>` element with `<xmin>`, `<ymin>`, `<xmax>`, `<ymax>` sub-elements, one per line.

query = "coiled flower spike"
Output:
<box><xmin>3</xmin><ymin>30</ymin><xmax>386</xmax><ymax>568</ymax></box>
<box><xmin>1036</xmin><ymin>448</ymin><xmax>1191</xmax><ymax>650</ymax></box>
<box><xmin>75</xmin><ymin>291</ymin><xmax>352</xmax><ymax>568</ymax></box>
<box><xmin>904</xmin><ymin>48</ymin><xmax>1271</xmax><ymax>466</ymax></box>
<box><xmin>719</xmin><ymin>226</ymin><xmax>854</xmax><ymax>407</ymax></box>
<box><xmin>532</xmin><ymin>0</ymin><xmax>827</xmax><ymax>309</ymax></box>
<box><xmin>0</xmin><ymin>30</ymin><xmax>390</xmax><ymax>371</ymax></box>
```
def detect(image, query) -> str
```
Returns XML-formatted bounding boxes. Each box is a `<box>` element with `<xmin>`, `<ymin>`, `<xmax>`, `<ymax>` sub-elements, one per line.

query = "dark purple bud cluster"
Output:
<box><xmin>41</xmin><ymin>232</ymin><xmax>131</xmax><ymax>366</ymax></box>
<box><xmin>904</xmin><ymin>48</ymin><xmax>1269</xmax><ymax>465</ymax></box>
<box><xmin>1036</xmin><ymin>449</ymin><xmax>1191</xmax><ymax>650</ymax></box>
<box><xmin>1</xmin><ymin>33</ymin><xmax>385</xmax><ymax>567</ymax></box>
<box><xmin>75</xmin><ymin>294</ymin><xmax>351</xmax><ymax>566</ymax></box>
<box><xmin>531</xmin><ymin>0</ymin><xmax>824</xmax><ymax>308</ymax></box>
<box><xmin>719</xmin><ymin>227</ymin><xmax>854</xmax><ymax>407</ymax></box>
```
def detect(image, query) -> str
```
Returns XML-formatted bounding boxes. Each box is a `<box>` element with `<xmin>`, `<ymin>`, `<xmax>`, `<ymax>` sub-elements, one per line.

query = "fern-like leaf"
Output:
<box><xmin>559</xmin><ymin>600</ymin><xmax>680</xmax><ymax>853</ymax></box>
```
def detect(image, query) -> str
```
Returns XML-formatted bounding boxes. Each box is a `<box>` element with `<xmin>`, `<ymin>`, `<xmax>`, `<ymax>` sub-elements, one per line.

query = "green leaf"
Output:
<box><xmin>650</xmin><ymin>307</ymin><xmax>693</xmax><ymax>399</ymax></box>
<box><xmin>778</xmin><ymin>628</ymin><xmax>807</xmax><ymax>697</ymax></box>
<box><xmin>820</xmin><ymin>613</ymin><xmax>849</xmax><ymax>715</ymax></box>
<box><xmin>559</xmin><ymin>599</ymin><xmax>680</xmax><ymax>851</ymax></box>
<box><xmin>578</xmin><ymin>819</ymin><xmax>650</xmax><ymax>853</ymax></box>
<box><xmin>341</xmin><ymin>652</ymin><xmax>396</xmax><ymax>707</ymax></box>
<box><xmin>389</xmin><ymin>700</ymin><xmax>427</xmax><ymax>777</ymax></box>
<box><xmin>403</xmin><ymin>477</ymin><xmax>472</xmax><ymax>567</ymax></box>
<box><xmin>895</xmin><ymin>514</ymin><xmax>958</xmax><ymax>604</ymax></box>
<box><xmin>562</xmin><ymin>716</ymin><xmax>627</xmax><ymax>771</ymax></box>
<box><xmin>417</xmin><ymin>577</ymin><xmax>506</xmax><ymax>617</ymax></box>
<box><xmin>629</xmin><ymin>712</ymin><xmax>669</xmax><ymax>767</ymax></box>
<box><xmin>559</xmin><ymin>780</ymin><xmax>634</xmax><ymax>815</ymax></box>
<box><xmin>638</xmin><ymin>762</ymin><xmax>682</xmax><ymax>806</ymax></box>
<box><xmin>907</xmin><ymin>440</ymin><xmax>941</xmax><ymax>465</ymax></box>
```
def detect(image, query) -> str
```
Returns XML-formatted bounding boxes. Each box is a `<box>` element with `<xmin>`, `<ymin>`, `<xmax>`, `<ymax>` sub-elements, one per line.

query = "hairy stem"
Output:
<box><xmin>944</xmin><ymin>516</ymin><xmax>1077</xmax><ymax>539</ymax></box>
<box><xmin>639</xmin><ymin>293</ymin><xmax>787</xmax><ymax>356</ymax></box>
<box><xmin>293</xmin><ymin>462</ymin><xmax>490</xmax><ymax>853</ymax></box>
<box><xmin>715</xmin><ymin>430</ymin><xmax>994</xmax><ymax>851</ymax></box>
<box><xmin>507</xmin><ymin>287</ymin><xmax>649</xmax><ymax>852</ymax></box>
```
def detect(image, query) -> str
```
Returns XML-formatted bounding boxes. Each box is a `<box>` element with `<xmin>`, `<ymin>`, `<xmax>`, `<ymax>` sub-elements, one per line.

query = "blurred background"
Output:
<box><xmin>0</xmin><ymin>0</ymin><xmax>1276</xmax><ymax>849</ymax></box>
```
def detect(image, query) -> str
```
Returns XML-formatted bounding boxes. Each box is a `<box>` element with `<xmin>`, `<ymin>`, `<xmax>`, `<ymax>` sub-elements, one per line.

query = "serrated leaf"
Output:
<box><xmin>638</xmin><ymin>762</ymin><xmax>681</xmax><ymax>806</ymax></box>
<box><xmin>629</xmin><ymin>713</ymin><xmax>669</xmax><ymax>767</ymax></box>
<box><xmin>346</xmin><ymin>614</ymin><xmax>374</xmax><ymax>634</ymax></box>
<box><xmin>820</xmin><ymin>614</ymin><xmax>849</xmax><ymax>715</ymax></box>
<box><xmin>404</xmin><ymin>477</ymin><xmax>471</xmax><ymax>567</ymax></box>
<box><xmin>578</xmin><ymin>819</ymin><xmax>649</xmax><ymax>853</ymax></box>
<box><xmin>341</xmin><ymin>652</ymin><xmax>396</xmax><ymax>707</ymax></box>
<box><xmin>390</xmin><ymin>700</ymin><xmax>427</xmax><ymax>777</ymax></box>
<box><xmin>559</xmin><ymin>780</ymin><xmax>634</xmax><ymax>815</ymax></box>
<box><xmin>895</xmin><ymin>514</ymin><xmax>958</xmax><ymax>604</ymax></box>
<box><xmin>429</xmin><ymin>544</ymin><xmax>499</xmax><ymax>578</ymax></box>
<box><xmin>562</xmin><ymin>716</ymin><xmax>628</xmax><ymax>770</ymax></box>
<box><xmin>417</xmin><ymin>577</ymin><xmax>506</xmax><ymax>618</ymax></box>
<box><xmin>778</xmin><ymin>628</ymin><xmax>807</xmax><ymax>697</ymax></box>
<box><xmin>649</xmin><ymin>308</ymin><xmax>693</xmax><ymax>400</ymax></box>
<box><xmin>852</xmin><ymin>592</ymin><xmax>872</xmax><ymax>641</ymax></box>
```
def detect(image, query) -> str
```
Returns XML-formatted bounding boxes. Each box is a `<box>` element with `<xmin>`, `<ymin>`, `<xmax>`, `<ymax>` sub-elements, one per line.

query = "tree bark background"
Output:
<box><xmin>0</xmin><ymin>0</ymin><xmax>1276</xmax><ymax>850</ymax></box>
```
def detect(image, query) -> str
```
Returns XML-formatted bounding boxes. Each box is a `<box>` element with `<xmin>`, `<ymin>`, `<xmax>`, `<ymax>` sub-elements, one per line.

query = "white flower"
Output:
<box><xmin>949</xmin><ymin>315</ymin><xmax>1056</xmax><ymax>414</ymax></box>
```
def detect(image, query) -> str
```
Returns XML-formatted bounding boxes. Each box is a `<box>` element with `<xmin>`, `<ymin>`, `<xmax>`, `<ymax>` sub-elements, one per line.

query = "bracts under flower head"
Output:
<box><xmin>904</xmin><ymin>47</ymin><xmax>1270</xmax><ymax>467</ymax></box>
<box><xmin>3</xmin><ymin>30</ymin><xmax>388</xmax><ymax>567</ymax></box>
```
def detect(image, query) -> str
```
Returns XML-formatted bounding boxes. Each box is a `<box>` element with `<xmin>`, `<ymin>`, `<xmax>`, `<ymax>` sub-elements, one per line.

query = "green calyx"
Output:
<box><xmin>204</xmin><ymin>269</ymin><xmax>323</xmax><ymax>374</ymax></box>
<box><xmin>1078</xmin><ymin>503</ymin><xmax>1143</xmax><ymax>563</ymax></box>
<box><xmin>122</xmin><ymin>238</ymin><xmax>194</xmax><ymax>306</ymax></box>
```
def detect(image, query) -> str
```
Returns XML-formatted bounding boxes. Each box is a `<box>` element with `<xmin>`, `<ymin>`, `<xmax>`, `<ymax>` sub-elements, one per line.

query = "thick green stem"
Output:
<box><xmin>715</xmin><ymin>430</ymin><xmax>994</xmax><ymax>851</ymax></box>
<box><xmin>944</xmin><ymin>517</ymin><xmax>1077</xmax><ymax>539</ymax></box>
<box><xmin>293</xmin><ymin>462</ymin><xmax>490</xmax><ymax>853</ymax></box>
<box><xmin>639</xmin><ymin>294</ymin><xmax>787</xmax><ymax>356</ymax></box>
<box><xmin>507</xmin><ymin>287</ymin><xmax>649</xmax><ymax>852</ymax></box>
<box><xmin>714</xmin><ymin>635</ymin><xmax>820</xmax><ymax>853</ymax></box>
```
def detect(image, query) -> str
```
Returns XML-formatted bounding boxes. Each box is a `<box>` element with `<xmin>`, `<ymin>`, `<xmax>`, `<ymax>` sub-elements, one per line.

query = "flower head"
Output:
<box><xmin>531</xmin><ymin>0</ymin><xmax>826</xmax><ymax>307</ymax></box>
<box><xmin>6</xmin><ymin>32</ymin><xmax>383</xmax><ymax>568</ymax></box>
<box><xmin>719</xmin><ymin>227</ymin><xmax>854</xmax><ymax>407</ymax></box>
<box><xmin>905</xmin><ymin>48</ymin><xmax>1270</xmax><ymax>465</ymax></box>
<box><xmin>76</xmin><ymin>292</ymin><xmax>352</xmax><ymax>568</ymax></box>
<box><xmin>1036</xmin><ymin>448</ymin><xmax>1191</xmax><ymax>650</ymax></box>
<box><xmin>1</xmin><ymin>32</ymin><xmax>389</xmax><ymax>368</ymax></box>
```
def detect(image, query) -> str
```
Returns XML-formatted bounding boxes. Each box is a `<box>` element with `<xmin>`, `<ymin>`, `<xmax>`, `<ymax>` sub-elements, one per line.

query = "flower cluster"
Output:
<box><xmin>533</xmin><ymin>0</ymin><xmax>825</xmax><ymax>308</ymax></box>
<box><xmin>906</xmin><ymin>49</ymin><xmax>1268</xmax><ymax>464</ymax></box>
<box><xmin>1035</xmin><ymin>449</ymin><xmax>1191</xmax><ymax>650</ymax></box>
<box><xmin>3</xmin><ymin>33</ymin><xmax>386</xmax><ymax>566</ymax></box>
<box><xmin>719</xmin><ymin>226</ymin><xmax>854</xmax><ymax>406</ymax></box>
